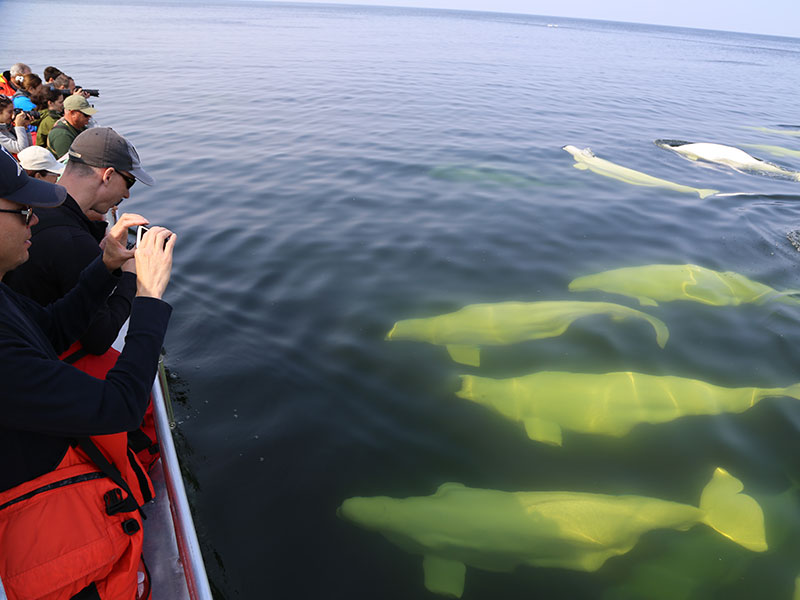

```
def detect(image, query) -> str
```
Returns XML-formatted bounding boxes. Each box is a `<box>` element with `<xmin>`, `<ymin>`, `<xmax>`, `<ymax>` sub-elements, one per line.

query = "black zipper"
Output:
<box><xmin>0</xmin><ymin>472</ymin><xmax>105</xmax><ymax>512</ymax></box>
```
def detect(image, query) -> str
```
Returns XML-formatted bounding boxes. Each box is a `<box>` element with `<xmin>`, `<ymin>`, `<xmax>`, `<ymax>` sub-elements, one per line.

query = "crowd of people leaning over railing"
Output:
<box><xmin>0</xmin><ymin>61</ymin><xmax>175</xmax><ymax>600</ymax></box>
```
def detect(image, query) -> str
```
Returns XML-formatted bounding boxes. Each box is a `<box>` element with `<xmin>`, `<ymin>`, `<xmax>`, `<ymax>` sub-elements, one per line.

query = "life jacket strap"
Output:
<box><xmin>75</xmin><ymin>437</ymin><xmax>147</xmax><ymax>520</ymax></box>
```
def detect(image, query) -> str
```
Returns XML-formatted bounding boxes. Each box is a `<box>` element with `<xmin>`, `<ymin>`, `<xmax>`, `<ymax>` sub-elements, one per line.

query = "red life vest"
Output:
<box><xmin>0</xmin><ymin>436</ymin><xmax>148</xmax><ymax>600</ymax></box>
<box><xmin>60</xmin><ymin>341</ymin><xmax>160</xmax><ymax>471</ymax></box>
<box><xmin>0</xmin><ymin>74</ymin><xmax>15</xmax><ymax>98</ymax></box>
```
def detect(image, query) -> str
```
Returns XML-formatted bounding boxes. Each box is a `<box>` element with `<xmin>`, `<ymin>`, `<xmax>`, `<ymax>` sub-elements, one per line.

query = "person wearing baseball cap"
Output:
<box><xmin>4</xmin><ymin>126</ymin><xmax>163</xmax><ymax>470</ymax></box>
<box><xmin>5</xmin><ymin>127</ymin><xmax>153</xmax><ymax>349</ymax></box>
<box><xmin>46</xmin><ymin>92</ymin><xmax>97</xmax><ymax>159</ymax></box>
<box><xmin>0</xmin><ymin>143</ymin><xmax>176</xmax><ymax>600</ymax></box>
<box><xmin>17</xmin><ymin>145</ymin><xmax>66</xmax><ymax>183</ymax></box>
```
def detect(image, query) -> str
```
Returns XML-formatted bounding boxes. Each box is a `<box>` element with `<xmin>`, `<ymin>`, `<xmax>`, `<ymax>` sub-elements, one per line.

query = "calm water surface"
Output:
<box><xmin>3</xmin><ymin>1</ymin><xmax>800</xmax><ymax>598</ymax></box>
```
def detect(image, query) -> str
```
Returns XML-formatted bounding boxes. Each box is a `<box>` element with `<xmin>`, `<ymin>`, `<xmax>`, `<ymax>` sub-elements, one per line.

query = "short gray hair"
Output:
<box><xmin>9</xmin><ymin>63</ymin><xmax>31</xmax><ymax>76</ymax></box>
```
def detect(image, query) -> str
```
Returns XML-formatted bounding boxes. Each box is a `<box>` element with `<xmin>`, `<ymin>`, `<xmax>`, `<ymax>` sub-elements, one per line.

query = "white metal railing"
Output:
<box><xmin>152</xmin><ymin>361</ymin><xmax>213</xmax><ymax>600</ymax></box>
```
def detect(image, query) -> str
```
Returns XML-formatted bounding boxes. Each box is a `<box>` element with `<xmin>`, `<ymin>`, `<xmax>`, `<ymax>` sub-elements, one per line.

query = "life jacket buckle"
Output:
<box><xmin>121</xmin><ymin>518</ymin><xmax>141</xmax><ymax>536</ymax></box>
<box><xmin>104</xmin><ymin>488</ymin><xmax>137</xmax><ymax>516</ymax></box>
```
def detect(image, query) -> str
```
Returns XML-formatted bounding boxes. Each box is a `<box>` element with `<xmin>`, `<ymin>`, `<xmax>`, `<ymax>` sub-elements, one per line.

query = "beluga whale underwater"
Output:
<box><xmin>655</xmin><ymin>139</ymin><xmax>800</xmax><ymax>181</ymax></box>
<box><xmin>568</xmin><ymin>264</ymin><xmax>800</xmax><ymax>307</ymax></box>
<box><xmin>562</xmin><ymin>145</ymin><xmax>718</xmax><ymax>198</ymax></box>
<box><xmin>386</xmin><ymin>300</ymin><xmax>669</xmax><ymax>366</ymax></box>
<box><xmin>455</xmin><ymin>370</ymin><xmax>800</xmax><ymax>446</ymax></box>
<box><xmin>338</xmin><ymin>469</ymin><xmax>767</xmax><ymax>598</ymax></box>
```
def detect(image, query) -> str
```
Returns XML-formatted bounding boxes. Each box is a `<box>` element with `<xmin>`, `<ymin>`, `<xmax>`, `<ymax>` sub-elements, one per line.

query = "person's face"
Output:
<box><xmin>0</xmin><ymin>197</ymin><xmax>38</xmax><ymax>276</ymax></box>
<box><xmin>50</xmin><ymin>96</ymin><xmax>64</xmax><ymax>113</ymax></box>
<box><xmin>66</xmin><ymin>110</ymin><xmax>91</xmax><ymax>130</ymax></box>
<box><xmin>88</xmin><ymin>167</ymin><xmax>132</xmax><ymax>220</ymax></box>
<box><xmin>34</xmin><ymin>172</ymin><xmax>60</xmax><ymax>184</ymax></box>
<box><xmin>0</xmin><ymin>105</ymin><xmax>13</xmax><ymax>126</ymax></box>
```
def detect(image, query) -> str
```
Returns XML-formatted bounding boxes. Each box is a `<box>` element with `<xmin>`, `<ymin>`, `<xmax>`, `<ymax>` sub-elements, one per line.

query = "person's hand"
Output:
<box><xmin>100</xmin><ymin>226</ymin><xmax>135</xmax><ymax>272</ymax></box>
<box><xmin>135</xmin><ymin>226</ymin><xmax>176</xmax><ymax>299</ymax></box>
<box><xmin>108</xmin><ymin>212</ymin><xmax>148</xmax><ymax>242</ymax></box>
<box><xmin>121</xmin><ymin>257</ymin><xmax>136</xmax><ymax>274</ymax></box>
<box><xmin>13</xmin><ymin>112</ymin><xmax>30</xmax><ymax>127</ymax></box>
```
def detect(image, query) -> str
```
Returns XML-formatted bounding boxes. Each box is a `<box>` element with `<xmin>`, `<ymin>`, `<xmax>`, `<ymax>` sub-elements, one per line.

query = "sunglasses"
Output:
<box><xmin>114</xmin><ymin>169</ymin><xmax>136</xmax><ymax>189</ymax></box>
<box><xmin>0</xmin><ymin>206</ymin><xmax>34</xmax><ymax>225</ymax></box>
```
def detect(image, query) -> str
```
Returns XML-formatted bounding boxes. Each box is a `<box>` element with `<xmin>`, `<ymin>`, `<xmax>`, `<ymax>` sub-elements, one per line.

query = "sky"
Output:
<box><xmin>264</xmin><ymin>0</ymin><xmax>800</xmax><ymax>38</ymax></box>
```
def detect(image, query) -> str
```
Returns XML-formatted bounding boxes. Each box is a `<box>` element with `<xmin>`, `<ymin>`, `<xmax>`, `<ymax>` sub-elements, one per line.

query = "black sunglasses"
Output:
<box><xmin>114</xmin><ymin>169</ymin><xmax>136</xmax><ymax>189</ymax></box>
<box><xmin>0</xmin><ymin>206</ymin><xmax>34</xmax><ymax>225</ymax></box>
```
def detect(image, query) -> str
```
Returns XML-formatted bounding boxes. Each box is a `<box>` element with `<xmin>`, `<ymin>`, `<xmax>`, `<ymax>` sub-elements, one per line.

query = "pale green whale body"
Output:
<box><xmin>456</xmin><ymin>370</ymin><xmax>800</xmax><ymax>446</ymax></box>
<box><xmin>562</xmin><ymin>145</ymin><xmax>718</xmax><ymax>198</ymax></box>
<box><xmin>747</xmin><ymin>126</ymin><xmax>800</xmax><ymax>138</ymax></box>
<box><xmin>743</xmin><ymin>144</ymin><xmax>800</xmax><ymax>161</ymax></box>
<box><xmin>569</xmin><ymin>264</ymin><xmax>800</xmax><ymax>307</ymax></box>
<box><xmin>386</xmin><ymin>300</ymin><xmax>668</xmax><ymax>366</ymax></box>
<box><xmin>339</xmin><ymin>470</ymin><xmax>767</xmax><ymax>598</ymax></box>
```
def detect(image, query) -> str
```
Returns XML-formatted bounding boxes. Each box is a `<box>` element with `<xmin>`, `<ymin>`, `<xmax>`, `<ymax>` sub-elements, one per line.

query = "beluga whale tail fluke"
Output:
<box><xmin>655</xmin><ymin>139</ymin><xmax>800</xmax><ymax>181</ymax></box>
<box><xmin>337</xmin><ymin>468</ymin><xmax>767</xmax><ymax>597</ymax></box>
<box><xmin>562</xmin><ymin>145</ymin><xmax>718</xmax><ymax>198</ymax></box>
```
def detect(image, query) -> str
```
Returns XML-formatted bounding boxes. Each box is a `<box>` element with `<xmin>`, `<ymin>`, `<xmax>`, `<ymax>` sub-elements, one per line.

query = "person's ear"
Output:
<box><xmin>102</xmin><ymin>167</ymin><xmax>115</xmax><ymax>184</ymax></box>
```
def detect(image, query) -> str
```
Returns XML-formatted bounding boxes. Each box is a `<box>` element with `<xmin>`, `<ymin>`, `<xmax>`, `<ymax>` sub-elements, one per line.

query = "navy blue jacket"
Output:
<box><xmin>0</xmin><ymin>257</ymin><xmax>171</xmax><ymax>492</ymax></box>
<box><xmin>3</xmin><ymin>194</ymin><xmax>137</xmax><ymax>354</ymax></box>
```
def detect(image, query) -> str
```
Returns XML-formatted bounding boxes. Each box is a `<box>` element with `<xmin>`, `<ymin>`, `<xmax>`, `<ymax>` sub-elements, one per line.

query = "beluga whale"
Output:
<box><xmin>456</xmin><ymin>370</ymin><xmax>800</xmax><ymax>446</ymax></box>
<box><xmin>562</xmin><ymin>145</ymin><xmax>718</xmax><ymax>198</ymax></box>
<box><xmin>338</xmin><ymin>469</ymin><xmax>767</xmax><ymax>598</ymax></box>
<box><xmin>655</xmin><ymin>139</ymin><xmax>800</xmax><ymax>181</ymax></box>
<box><xmin>386</xmin><ymin>300</ymin><xmax>669</xmax><ymax>366</ymax></box>
<box><xmin>568</xmin><ymin>264</ymin><xmax>800</xmax><ymax>307</ymax></box>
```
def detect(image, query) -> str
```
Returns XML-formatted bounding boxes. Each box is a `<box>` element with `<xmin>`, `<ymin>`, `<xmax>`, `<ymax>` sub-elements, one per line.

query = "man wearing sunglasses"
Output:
<box><xmin>4</xmin><ymin>126</ymin><xmax>163</xmax><ymax>468</ymax></box>
<box><xmin>5</xmin><ymin>127</ymin><xmax>155</xmax><ymax>355</ymax></box>
<box><xmin>0</xmin><ymin>145</ymin><xmax>176</xmax><ymax>599</ymax></box>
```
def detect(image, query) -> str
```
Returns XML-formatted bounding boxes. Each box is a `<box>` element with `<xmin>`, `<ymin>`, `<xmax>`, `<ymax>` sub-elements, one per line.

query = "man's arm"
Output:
<box><xmin>0</xmin><ymin>297</ymin><xmax>171</xmax><ymax>436</ymax></box>
<box><xmin>19</xmin><ymin>256</ymin><xmax>122</xmax><ymax>354</ymax></box>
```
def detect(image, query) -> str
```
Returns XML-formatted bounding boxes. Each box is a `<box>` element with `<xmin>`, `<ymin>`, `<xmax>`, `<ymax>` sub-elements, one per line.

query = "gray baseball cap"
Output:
<box><xmin>68</xmin><ymin>127</ymin><xmax>155</xmax><ymax>186</ymax></box>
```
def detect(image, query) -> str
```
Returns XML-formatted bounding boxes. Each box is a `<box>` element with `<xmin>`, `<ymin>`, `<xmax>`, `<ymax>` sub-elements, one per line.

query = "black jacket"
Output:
<box><xmin>4</xmin><ymin>194</ymin><xmax>137</xmax><ymax>354</ymax></box>
<box><xmin>0</xmin><ymin>257</ymin><xmax>171</xmax><ymax>492</ymax></box>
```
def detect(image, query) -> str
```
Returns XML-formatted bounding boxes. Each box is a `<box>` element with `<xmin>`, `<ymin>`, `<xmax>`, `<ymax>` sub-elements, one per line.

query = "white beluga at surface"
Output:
<box><xmin>562</xmin><ymin>145</ymin><xmax>718</xmax><ymax>198</ymax></box>
<box><xmin>655</xmin><ymin>139</ymin><xmax>800</xmax><ymax>181</ymax></box>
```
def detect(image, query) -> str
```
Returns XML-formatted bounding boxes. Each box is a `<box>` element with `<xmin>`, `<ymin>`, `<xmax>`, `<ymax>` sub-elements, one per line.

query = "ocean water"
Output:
<box><xmin>3</xmin><ymin>1</ymin><xmax>800</xmax><ymax>598</ymax></box>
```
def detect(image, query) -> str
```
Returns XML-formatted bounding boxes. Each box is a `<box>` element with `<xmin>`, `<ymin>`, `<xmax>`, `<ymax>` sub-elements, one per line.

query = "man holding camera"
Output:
<box><xmin>5</xmin><ymin>126</ymin><xmax>161</xmax><ymax>465</ymax></box>
<box><xmin>0</xmin><ymin>144</ymin><xmax>175</xmax><ymax>599</ymax></box>
<box><xmin>46</xmin><ymin>93</ymin><xmax>97</xmax><ymax>159</ymax></box>
<box><xmin>6</xmin><ymin>127</ymin><xmax>153</xmax><ymax>352</ymax></box>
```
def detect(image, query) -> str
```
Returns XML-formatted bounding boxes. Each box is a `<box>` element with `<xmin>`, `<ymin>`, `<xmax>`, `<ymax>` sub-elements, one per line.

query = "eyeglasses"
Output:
<box><xmin>0</xmin><ymin>206</ymin><xmax>34</xmax><ymax>225</ymax></box>
<box><xmin>114</xmin><ymin>169</ymin><xmax>136</xmax><ymax>189</ymax></box>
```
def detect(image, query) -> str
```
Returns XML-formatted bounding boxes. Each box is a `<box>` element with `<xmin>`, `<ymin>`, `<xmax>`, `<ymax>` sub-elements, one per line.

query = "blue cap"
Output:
<box><xmin>0</xmin><ymin>147</ymin><xmax>66</xmax><ymax>207</ymax></box>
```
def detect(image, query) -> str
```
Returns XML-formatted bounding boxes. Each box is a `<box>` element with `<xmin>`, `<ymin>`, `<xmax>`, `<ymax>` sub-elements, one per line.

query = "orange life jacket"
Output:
<box><xmin>0</xmin><ymin>74</ymin><xmax>15</xmax><ymax>98</ymax></box>
<box><xmin>60</xmin><ymin>341</ymin><xmax>160</xmax><ymax>471</ymax></box>
<box><xmin>0</xmin><ymin>435</ymin><xmax>149</xmax><ymax>600</ymax></box>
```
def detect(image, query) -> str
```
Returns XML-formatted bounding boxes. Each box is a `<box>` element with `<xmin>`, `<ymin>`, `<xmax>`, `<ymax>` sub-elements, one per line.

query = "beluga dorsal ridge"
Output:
<box><xmin>568</xmin><ymin>264</ymin><xmax>800</xmax><ymax>307</ymax></box>
<box><xmin>655</xmin><ymin>139</ymin><xmax>800</xmax><ymax>181</ymax></box>
<box><xmin>386</xmin><ymin>300</ymin><xmax>668</xmax><ymax>366</ymax></box>
<box><xmin>562</xmin><ymin>145</ymin><xmax>718</xmax><ymax>198</ymax></box>
<box><xmin>338</xmin><ymin>469</ymin><xmax>767</xmax><ymax>597</ymax></box>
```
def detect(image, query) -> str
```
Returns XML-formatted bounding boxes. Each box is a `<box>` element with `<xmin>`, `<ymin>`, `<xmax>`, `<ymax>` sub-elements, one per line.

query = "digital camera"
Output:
<box><xmin>13</xmin><ymin>108</ymin><xmax>40</xmax><ymax>120</ymax></box>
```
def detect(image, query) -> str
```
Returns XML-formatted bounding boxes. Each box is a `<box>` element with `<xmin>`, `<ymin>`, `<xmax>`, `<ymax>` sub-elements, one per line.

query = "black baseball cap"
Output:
<box><xmin>68</xmin><ymin>127</ymin><xmax>155</xmax><ymax>186</ymax></box>
<box><xmin>0</xmin><ymin>147</ymin><xmax>66</xmax><ymax>207</ymax></box>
